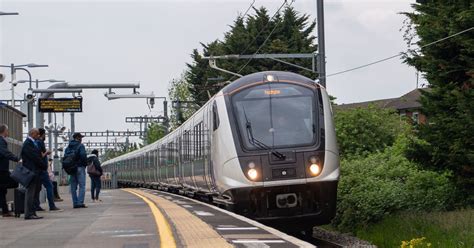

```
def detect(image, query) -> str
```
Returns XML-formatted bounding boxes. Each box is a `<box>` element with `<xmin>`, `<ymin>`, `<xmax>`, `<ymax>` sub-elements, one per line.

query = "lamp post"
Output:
<box><xmin>17</xmin><ymin>79</ymin><xmax>67</xmax><ymax>130</ymax></box>
<box><xmin>16</xmin><ymin>78</ymin><xmax>64</xmax><ymax>131</ymax></box>
<box><xmin>45</xmin><ymin>120</ymin><xmax>67</xmax><ymax>185</ymax></box>
<box><xmin>0</xmin><ymin>63</ymin><xmax>48</xmax><ymax>107</ymax></box>
<box><xmin>104</xmin><ymin>92</ymin><xmax>169</xmax><ymax>140</ymax></box>
<box><xmin>17</xmin><ymin>79</ymin><xmax>66</xmax><ymax>89</ymax></box>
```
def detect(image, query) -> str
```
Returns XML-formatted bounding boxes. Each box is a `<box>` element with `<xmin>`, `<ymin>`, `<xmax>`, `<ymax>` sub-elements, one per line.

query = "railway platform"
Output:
<box><xmin>0</xmin><ymin>188</ymin><xmax>314</xmax><ymax>248</ymax></box>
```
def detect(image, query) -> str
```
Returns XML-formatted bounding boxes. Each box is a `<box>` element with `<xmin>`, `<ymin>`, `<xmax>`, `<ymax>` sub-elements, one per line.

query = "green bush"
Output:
<box><xmin>333</xmin><ymin>148</ymin><xmax>455</xmax><ymax>231</ymax></box>
<box><xmin>334</xmin><ymin>105</ymin><xmax>409</xmax><ymax>159</ymax></box>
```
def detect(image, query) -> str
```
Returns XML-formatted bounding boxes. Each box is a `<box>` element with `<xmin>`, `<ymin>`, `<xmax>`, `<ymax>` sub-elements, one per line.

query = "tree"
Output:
<box><xmin>334</xmin><ymin>105</ymin><xmax>409</xmax><ymax>159</ymax></box>
<box><xmin>102</xmin><ymin>142</ymin><xmax>139</xmax><ymax>161</ymax></box>
<box><xmin>185</xmin><ymin>6</ymin><xmax>317</xmax><ymax>105</ymax></box>
<box><xmin>168</xmin><ymin>74</ymin><xmax>199</xmax><ymax>129</ymax></box>
<box><xmin>403</xmin><ymin>1</ymin><xmax>474</xmax><ymax>203</ymax></box>
<box><xmin>145</xmin><ymin>122</ymin><xmax>167</xmax><ymax>144</ymax></box>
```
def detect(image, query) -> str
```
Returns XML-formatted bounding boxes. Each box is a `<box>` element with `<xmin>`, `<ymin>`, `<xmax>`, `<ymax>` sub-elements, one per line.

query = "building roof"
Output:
<box><xmin>0</xmin><ymin>102</ymin><xmax>27</xmax><ymax>117</ymax></box>
<box><xmin>335</xmin><ymin>88</ymin><xmax>428</xmax><ymax>111</ymax></box>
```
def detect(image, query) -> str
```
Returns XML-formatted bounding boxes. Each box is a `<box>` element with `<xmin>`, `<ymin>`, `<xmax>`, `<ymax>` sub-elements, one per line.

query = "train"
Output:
<box><xmin>102</xmin><ymin>71</ymin><xmax>340</xmax><ymax>227</ymax></box>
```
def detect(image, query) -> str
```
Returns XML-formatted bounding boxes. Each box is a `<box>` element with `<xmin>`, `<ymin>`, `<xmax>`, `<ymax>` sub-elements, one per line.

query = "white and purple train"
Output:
<box><xmin>102</xmin><ymin>71</ymin><xmax>340</xmax><ymax>226</ymax></box>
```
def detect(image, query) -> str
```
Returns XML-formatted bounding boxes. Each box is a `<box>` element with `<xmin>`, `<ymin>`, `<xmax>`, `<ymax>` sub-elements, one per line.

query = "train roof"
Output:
<box><xmin>221</xmin><ymin>71</ymin><xmax>321</xmax><ymax>95</ymax></box>
<box><xmin>102</xmin><ymin>71</ymin><xmax>321</xmax><ymax>166</ymax></box>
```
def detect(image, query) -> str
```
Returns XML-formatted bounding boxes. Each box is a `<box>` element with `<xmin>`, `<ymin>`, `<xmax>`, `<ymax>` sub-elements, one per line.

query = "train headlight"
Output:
<box><xmin>309</xmin><ymin>156</ymin><xmax>318</xmax><ymax>164</ymax></box>
<box><xmin>309</xmin><ymin>163</ymin><xmax>321</xmax><ymax>176</ymax></box>
<box><xmin>247</xmin><ymin>168</ymin><xmax>258</xmax><ymax>180</ymax></box>
<box><xmin>248</xmin><ymin>161</ymin><xmax>256</xmax><ymax>169</ymax></box>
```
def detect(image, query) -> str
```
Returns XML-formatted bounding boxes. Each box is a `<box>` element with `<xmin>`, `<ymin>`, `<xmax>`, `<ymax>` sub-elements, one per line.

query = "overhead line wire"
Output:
<box><xmin>326</xmin><ymin>26</ymin><xmax>474</xmax><ymax>78</ymax></box>
<box><xmin>242</xmin><ymin>0</ymin><xmax>256</xmax><ymax>18</ymax></box>
<box><xmin>237</xmin><ymin>0</ymin><xmax>289</xmax><ymax>59</ymax></box>
<box><xmin>231</xmin><ymin>0</ymin><xmax>295</xmax><ymax>81</ymax></box>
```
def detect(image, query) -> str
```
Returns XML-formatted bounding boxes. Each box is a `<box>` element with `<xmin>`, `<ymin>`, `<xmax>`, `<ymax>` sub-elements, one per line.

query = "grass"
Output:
<box><xmin>354</xmin><ymin>208</ymin><xmax>474</xmax><ymax>248</ymax></box>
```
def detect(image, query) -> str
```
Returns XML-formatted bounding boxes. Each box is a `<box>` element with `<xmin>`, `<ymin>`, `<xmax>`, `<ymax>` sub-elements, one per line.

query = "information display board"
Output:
<box><xmin>38</xmin><ymin>98</ymin><xmax>83</xmax><ymax>112</ymax></box>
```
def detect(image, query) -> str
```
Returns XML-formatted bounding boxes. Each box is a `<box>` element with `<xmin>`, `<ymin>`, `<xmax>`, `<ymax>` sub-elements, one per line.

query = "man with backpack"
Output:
<box><xmin>87</xmin><ymin>150</ymin><xmax>103</xmax><ymax>202</ymax></box>
<box><xmin>63</xmin><ymin>133</ymin><xmax>87</xmax><ymax>208</ymax></box>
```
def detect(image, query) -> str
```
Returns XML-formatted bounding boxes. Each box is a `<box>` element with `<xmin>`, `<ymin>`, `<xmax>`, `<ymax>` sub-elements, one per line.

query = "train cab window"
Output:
<box><xmin>212</xmin><ymin>101</ymin><xmax>220</xmax><ymax>131</ymax></box>
<box><xmin>232</xmin><ymin>83</ymin><xmax>316</xmax><ymax>149</ymax></box>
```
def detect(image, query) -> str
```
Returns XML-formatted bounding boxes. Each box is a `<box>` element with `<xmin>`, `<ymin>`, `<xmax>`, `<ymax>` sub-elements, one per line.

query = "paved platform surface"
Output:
<box><xmin>0</xmin><ymin>187</ymin><xmax>313</xmax><ymax>248</ymax></box>
<box><xmin>0</xmin><ymin>189</ymin><xmax>159</xmax><ymax>248</ymax></box>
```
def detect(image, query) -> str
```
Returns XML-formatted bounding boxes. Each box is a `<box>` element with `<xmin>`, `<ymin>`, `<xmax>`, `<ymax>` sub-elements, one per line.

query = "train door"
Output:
<box><xmin>202</xmin><ymin>104</ymin><xmax>212</xmax><ymax>191</ymax></box>
<box><xmin>153</xmin><ymin>149</ymin><xmax>160</xmax><ymax>183</ymax></box>
<box><xmin>177</xmin><ymin>136</ymin><xmax>183</xmax><ymax>186</ymax></box>
<box><xmin>209</xmin><ymin>101</ymin><xmax>219</xmax><ymax>191</ymax></box>
<box><xmin>160</xmin><ymin>144</ymin><xmax>168</xmax><ymax>185</ymax></box>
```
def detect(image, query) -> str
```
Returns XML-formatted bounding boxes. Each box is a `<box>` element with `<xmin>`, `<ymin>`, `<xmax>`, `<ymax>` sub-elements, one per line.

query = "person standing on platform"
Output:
<box><xmin>0</xmin><ymin>124</ymin><xmax>20</xmax><ymax>218</ymax></box>
<box><xmin>48</xmin><ymin>158</ymin><xmax>62</xmax><ymax>202</ymax></box>
<box><xmin>65</xmin><ymin>133</ymin><xmax>87</xmax><ymax>208</ymax></box>
<box><xmin>87</xmin><ymin>149</ymin><xmax>103</xmax><ymax>202</ymax></box>
<box><xmin>21</xmin><ymin>128</ymin><xmax>47</xmax><ymax>220</ymax></box>
<box><xmin>33</xmin><ymin>128</ymin><xmax>62</xmax><ymax>212</ymax></box>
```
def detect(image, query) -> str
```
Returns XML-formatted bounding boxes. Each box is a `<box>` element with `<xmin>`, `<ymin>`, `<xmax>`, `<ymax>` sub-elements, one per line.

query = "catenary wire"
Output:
<box><xmin>325</xmin><ymin>26</ymin><xmax>474</xmax><ymax>78</ymax></box>
<box><xmin>232</xmin><ymin>0</ymin><xmax>295</xmax><ymax>80</ymax></box>
<box><xmin>242</xmin><ymin>0</ymin><xmax>256</xmax><ymax>17</ymax></box>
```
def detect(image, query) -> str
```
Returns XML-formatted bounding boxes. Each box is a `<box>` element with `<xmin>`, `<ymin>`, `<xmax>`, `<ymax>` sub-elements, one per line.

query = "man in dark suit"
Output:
<box><xmin>21</xmin><ymin>128</ymin><xmax>47</xmax><ymax>220</ymax></box>
<box><xmin>0</xmin><ymin>124</ymin><xmax>20</xmax><ymax>217</ymax></box>
<box><xmin>33</xmin><ymin>128</ymin><xmax>61</xmax><ymax>212</ymax></box>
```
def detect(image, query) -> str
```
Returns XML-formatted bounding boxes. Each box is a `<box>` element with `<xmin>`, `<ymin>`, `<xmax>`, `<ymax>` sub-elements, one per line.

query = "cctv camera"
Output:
<box><xmin>0</xmin><ymin>73</ymin><xmax>4</xmax><ymax>83</ymax></box>
<box><xmin>149</xmin><ymin>98</ymin><xmax>155</xmax><ymax>108</ymax></box>
<box><xmin>26</xmin><ymin>89</ymin><xmax>35</xmax><ymax>102</ymax></box>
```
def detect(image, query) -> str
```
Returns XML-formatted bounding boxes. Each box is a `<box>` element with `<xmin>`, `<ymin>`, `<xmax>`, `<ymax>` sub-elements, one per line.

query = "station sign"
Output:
<box><xmin>38</xmin><ymin>98</ymin><xmax>83</xmax><ymax>113</ymax></box>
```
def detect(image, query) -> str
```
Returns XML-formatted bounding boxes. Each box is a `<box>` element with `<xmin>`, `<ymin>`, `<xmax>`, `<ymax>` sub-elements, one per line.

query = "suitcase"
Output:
<box><xmin>14</xmin><ymin>188</ymin><xmax>25</xmax><ymax>218</ymax></box>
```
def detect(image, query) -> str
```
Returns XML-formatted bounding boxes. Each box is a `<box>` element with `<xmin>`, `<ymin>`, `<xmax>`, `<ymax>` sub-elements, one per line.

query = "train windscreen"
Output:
<box><xmin>232</xmin><ymin>83</ymin><xmax>316</xmax><ymax>150</ymax></box>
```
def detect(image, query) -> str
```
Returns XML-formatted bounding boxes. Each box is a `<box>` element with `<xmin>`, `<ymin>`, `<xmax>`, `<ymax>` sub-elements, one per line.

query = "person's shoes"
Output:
<box><xmin>80</xmin><ymin>204</ymin><xmax>88</xmax><ymax>208</ymax></box>
<box><xmin>97</xmin><ymin>199</ymin><xmax>102</xmax><ymax>202</ymax></box>
<box><xmin>36</xmin><ymin>207</ymin><xmax>45</xmax><ymax>212</ymax></box>
<box><xmin>25</xmin><ymin>215</ymin><xmax>43</xmax><ymax>220</ymax></box>
<box><xmin>49</xmin><ymin>207</ymin><xmax>63</xmax><ymax>212</ymax></box>
<box><xmin>54</xmin><ymin>198</ymin><xmax>63</xmax><ymax>202</ymax></box>
<box><xmin>2</xmin><ymin>212</ymin><xmax>15</xmax><ymax>217</ymax></box>
<box><xmin>73</xmin><ymin>205</ymin><xmax>81</xmax><ymax>209</ymax></box>
<box><xmin>91</xmin><ymin>199</ymin><xmax>96</xmax><ymax>203</ymax></box>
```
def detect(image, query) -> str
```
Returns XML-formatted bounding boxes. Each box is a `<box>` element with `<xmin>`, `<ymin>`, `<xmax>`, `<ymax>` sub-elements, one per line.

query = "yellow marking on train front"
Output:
<box><xmin>123</xmin><ymin>188</ymin><xmax>177</xmax><ymax>248</ymax></box>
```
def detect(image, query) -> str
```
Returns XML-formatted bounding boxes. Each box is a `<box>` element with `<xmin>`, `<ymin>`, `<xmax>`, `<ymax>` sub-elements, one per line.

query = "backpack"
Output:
<box><xmin>62</xmin><ymin>146</ymin><xmax>79</xmax><ymax>175</ymax></box>
<box><xmin>86</xmin><ymin>156</ymin><xmax>101</xmax><ymax>177</ymax></box>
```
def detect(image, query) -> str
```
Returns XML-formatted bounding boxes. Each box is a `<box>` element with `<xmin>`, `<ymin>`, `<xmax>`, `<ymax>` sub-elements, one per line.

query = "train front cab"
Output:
<box><xmin>218</xmin><ymin>72</ymin><xmax>340</xmax><ymax>226</ymax></box>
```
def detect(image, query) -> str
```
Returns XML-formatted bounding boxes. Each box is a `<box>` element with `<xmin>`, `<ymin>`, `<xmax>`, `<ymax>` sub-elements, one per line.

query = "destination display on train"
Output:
<box><xmin>38</xmin><ymin>98</ymin><xmax>83</xmax><ymax>112</ymax></box>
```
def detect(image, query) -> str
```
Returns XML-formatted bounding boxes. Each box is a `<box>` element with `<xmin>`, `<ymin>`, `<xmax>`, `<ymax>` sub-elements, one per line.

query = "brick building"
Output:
<box><xmin>335</xmin><ymin>88</ymin><xmax>428</xmax><ymax>124</ymax></box>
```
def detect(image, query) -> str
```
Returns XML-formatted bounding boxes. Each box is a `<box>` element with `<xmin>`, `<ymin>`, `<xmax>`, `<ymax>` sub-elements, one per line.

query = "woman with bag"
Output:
<box><xmin>87</xmin><ymin>150</ymin><xmax>103</xmax><ymax>202</ymax></box>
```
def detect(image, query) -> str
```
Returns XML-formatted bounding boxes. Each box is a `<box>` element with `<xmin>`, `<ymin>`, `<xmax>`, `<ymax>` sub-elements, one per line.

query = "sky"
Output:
<box><xmin>0</xmin><ymin>0</ymin><xmax>422</xmax><ymax>144</ymax></box>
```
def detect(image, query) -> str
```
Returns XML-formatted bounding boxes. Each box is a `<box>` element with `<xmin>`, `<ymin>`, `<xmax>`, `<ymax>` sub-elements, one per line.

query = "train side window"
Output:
<box><xmin>212</xmin><ymin>101</ymin><xmax>219</xmax><ymax>131</ymax></box>
<box><xmin>193</xmin><ymin>122</ymin><xmax>203</xmax><ymax>158</ymax></box>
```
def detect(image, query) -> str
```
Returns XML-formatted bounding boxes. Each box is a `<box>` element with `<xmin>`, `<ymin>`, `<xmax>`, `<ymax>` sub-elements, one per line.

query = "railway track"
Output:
<box><xmin>138</xmin><ymin>187</ymin><xmax>349</xmax><ymax>247</ymax></box>
<box><xmin>312</xmin><ymin>238</ymin><xmax>345</xmax><ymax>248</ymax></box>
<box><xmin>293</xmin><ymin>233</ymin><xmax>345</xmax><ymax>248</ymax></box>
<box><xmin>267</xmin><ymin>225</ymin><xmax>345</xmax><ymax>248</ymax></box>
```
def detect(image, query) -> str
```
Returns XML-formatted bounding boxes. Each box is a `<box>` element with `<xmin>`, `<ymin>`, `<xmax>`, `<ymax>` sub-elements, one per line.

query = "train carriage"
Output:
<box><xmin>103</xmin><ymin>71</ymin><xmax>340</xmax><ymax>226</ymax></box>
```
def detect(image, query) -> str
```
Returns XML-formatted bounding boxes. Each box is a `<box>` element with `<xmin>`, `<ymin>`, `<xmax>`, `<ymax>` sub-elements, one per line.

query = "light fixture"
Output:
<box><xmin>266</xmin><ymin>75</ymin><xmax>275</xmax><ymax>82</ymax></box>
<box><xmin>309</xmin><ymin>163</ymin><xmax>321</xmax><ymax>176</ymax></box>
<box><xmin>248</xmin><ymin>161</ymin><xmax>256</xmax><ymax>169</ymax></box>
<box><xmin>247</xmin><ymin>168</ymin><xmax>258</xmax><ymax>180</ymax></box>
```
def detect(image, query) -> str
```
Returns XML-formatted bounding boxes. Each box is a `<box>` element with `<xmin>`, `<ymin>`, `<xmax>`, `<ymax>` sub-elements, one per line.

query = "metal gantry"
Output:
<box><xmin>62</xmin><ymin>141</ymin><xmax>128</xmax><ymax>147</ymax></box>
<box><xmin>64</xmin><ymin>130</ymin><xmax>145</xmax><ymax>137</ymax></box>
<box><xmin>201</xmin><ymin>0</ymin><xmax>327</xmax><ymax>87</ymax></box>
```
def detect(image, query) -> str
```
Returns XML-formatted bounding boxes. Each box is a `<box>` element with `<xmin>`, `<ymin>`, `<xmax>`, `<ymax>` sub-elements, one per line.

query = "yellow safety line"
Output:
<box><xmin>122</xmin><ymin>189</ymin><xmax>177</xmax><ymax>248</ymax></box>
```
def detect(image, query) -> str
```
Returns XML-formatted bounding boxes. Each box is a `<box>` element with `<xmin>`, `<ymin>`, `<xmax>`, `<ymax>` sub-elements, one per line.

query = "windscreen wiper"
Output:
<box><xmin>243</xmin><ymin>108</ymin><xmax>286</xmax><ymax>160</ymax></box>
